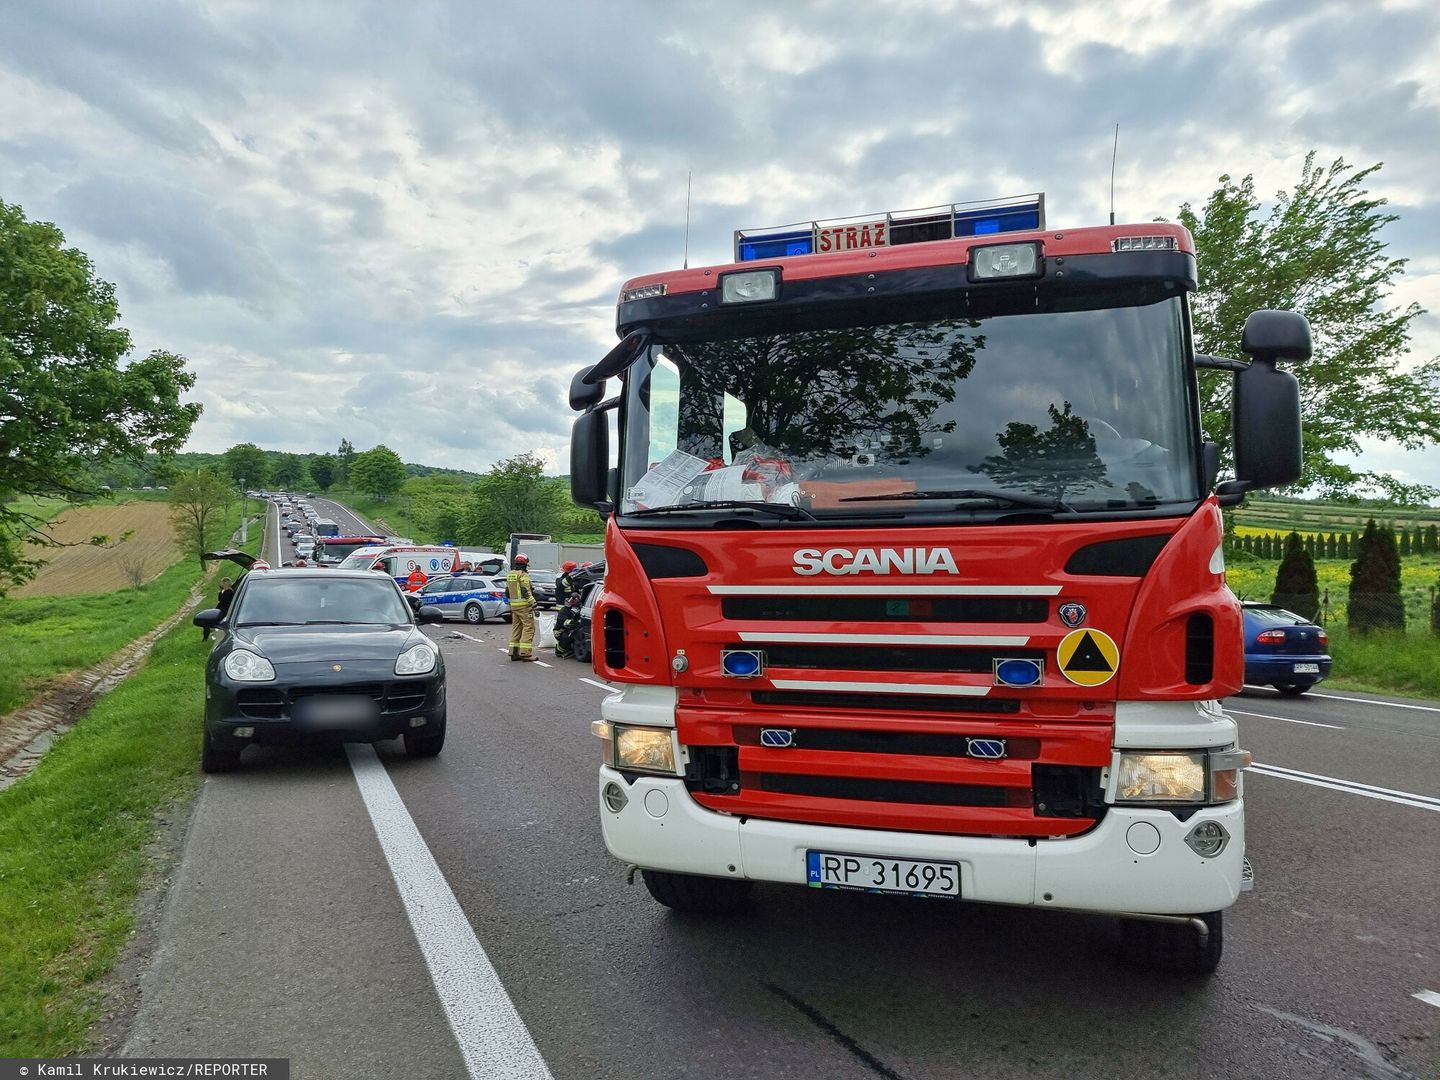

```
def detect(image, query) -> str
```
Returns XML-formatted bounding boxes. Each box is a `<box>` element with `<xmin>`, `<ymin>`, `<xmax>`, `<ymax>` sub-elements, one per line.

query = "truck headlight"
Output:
<box><xmin>395</xmin><ymin>642</ymin><xmax>437</xmax><ymax>675</ymax></box>
<box><xmin>224</xmin><ymin>650</ymin><xmax>275</xmax><ymax>682</ymax></box>
<box><xmin>612</xmin><ymin>724</ymin><xmax>679</xmax><ymax>775</ymax></box>
<box><xmin>1115</xmin><ymin>751</ymin><xmax>1206</xmax><ymax>803</ymax></box>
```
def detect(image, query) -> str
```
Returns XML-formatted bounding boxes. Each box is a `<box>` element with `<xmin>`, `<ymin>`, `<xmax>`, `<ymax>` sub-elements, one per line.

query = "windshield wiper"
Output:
<box><xmin>627</xmin><ymin>499</ymin><xmax>814</xmax><ymax>521</ymax></box>
<box><xmin>839</xmin><ymin>488</ymin><xmax>1074</xmax><ymax>512</ymax></box>
<box><xmin>235</xmin><ymin>621</ymin><xmax>304</xmax><ymax>627</ymax></box>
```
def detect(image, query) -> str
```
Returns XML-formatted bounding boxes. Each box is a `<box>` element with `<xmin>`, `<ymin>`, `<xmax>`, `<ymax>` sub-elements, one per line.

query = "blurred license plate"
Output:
<box><xmin>806</xmin><ymin>851</ymin><xmax>960</xmax><ymax>898</ymax></box>
<box><xmin>1292</xmin><ymin>663</ymin><xmax>1320</xmax><ymax>674</ymax></box>
<box><xmin>297</xmin><ymin>695</ymin><xmax>378</xmax><ymax>727</ymax></box>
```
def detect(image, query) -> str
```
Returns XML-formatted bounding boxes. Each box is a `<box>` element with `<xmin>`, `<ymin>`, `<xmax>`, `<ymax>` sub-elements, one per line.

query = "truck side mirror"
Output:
<box><xmin>570</xmin><ymin>368</ymin><xmax>605</xmax><ymax>412</ymax></box>
<box><xmin>1241</xmin><ymin>310</ymin><xmax>1312</xmax><ymax>364</ymax></box>
<box><xmin>571</xmin><ymin>409</ymin><xmax>612</xmax><ymax>513</ymax></box>
<box><xmin>1228</xmin><ymin>355</ymin><xmax>1303</xmax><ymax>497</ymax></box>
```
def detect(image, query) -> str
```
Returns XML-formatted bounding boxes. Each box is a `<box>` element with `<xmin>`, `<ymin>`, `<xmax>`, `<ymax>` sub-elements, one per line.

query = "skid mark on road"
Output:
<box><xmin>1254</xmin><ymin>1004</ymin><xmax>1420</xmax><ymax>1080</ymax></box>
<box><xmin>347</xmin><ymin>744</ymin><xmax>554</xmax><ymax>1080</ymax></box>
<box><xmin>1249</xmin><ymin>763</ymin><xmax>1440</xmax><ymax>813</ymax></box>
<box><xmin>767</xmin><ymin>983</ymin><xmax>907</xmax><ymax>1080</ymax></box>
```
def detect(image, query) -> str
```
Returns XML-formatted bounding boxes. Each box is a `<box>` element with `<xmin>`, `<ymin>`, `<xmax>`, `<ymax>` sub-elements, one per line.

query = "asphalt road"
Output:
<box><xmin>123</xmin><ymin>500</ymin><xmax>1440</xmax><ymax>1079</ymax></box>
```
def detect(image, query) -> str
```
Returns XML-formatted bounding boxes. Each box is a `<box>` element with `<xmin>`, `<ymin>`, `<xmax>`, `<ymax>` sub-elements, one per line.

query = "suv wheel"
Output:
<box><xmin>464</xmin><ymin>603</ymin><xmax>484</xmax><ymax>624</ymax></box>
<box><xmin>201</xmin><ymin>732</ymin><xmax>242</xmax><ymax>773</ymax></box>
<box><xmin>404</xmin><ymin>715</ymin><xmax>446</xmax><ymax>757</ymax></box>
<box><xmin>641</xmin><ymin>870</ymin><xmax>753</xmax><ymax>914</ymax></box>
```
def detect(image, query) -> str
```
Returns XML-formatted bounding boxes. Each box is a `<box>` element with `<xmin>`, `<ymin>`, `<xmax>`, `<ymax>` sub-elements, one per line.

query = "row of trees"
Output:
<box><xmin>1268</xmin><ymin>519</ymin><xmax>1427</xmax><ymax>633</ymax></box>
<box><xmin>1237</xmin><ymin>525</ymin><xmax>1439</xmax><ymax>560</ymax></box>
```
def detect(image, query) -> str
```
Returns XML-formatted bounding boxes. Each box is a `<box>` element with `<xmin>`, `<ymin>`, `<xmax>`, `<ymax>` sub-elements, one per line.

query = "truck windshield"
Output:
<box><xmin>619</xmin><ymin>293</ymin><xmax>1199</xmax><ymax>519</ymax></box>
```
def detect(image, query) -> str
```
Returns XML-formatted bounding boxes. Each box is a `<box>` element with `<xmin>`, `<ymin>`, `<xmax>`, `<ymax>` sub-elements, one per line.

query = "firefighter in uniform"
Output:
<box><xmin>507</xmin><ymin>553</ymin><xmax>538</xmax><ymax>661</ymax></box>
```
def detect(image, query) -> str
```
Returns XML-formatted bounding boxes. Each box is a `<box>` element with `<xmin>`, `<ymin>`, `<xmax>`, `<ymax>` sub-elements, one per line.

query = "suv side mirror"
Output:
<box><xmin>193</xmin><ymin>608</ymin><xmax>224</xmax><ymax>628</ymax></box>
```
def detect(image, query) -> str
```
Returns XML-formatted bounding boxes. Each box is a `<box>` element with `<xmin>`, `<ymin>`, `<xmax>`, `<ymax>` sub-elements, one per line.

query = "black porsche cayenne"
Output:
<box><xmin>194</xmin><ymin>564</ymin><xmax>447</xmax><ymax>773</ymax></box>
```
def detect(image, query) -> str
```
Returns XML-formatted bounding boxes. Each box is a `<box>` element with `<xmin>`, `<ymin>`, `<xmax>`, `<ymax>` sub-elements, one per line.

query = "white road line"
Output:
<box><xmin>345</xmin><ymin>744</ymin><xmax>554</xmax><ymax>1080</ymax></box>
<box><xmin>1300</xmin><ymin>691</ymin><xmax>1440</xmax><ymax>715</ymax></box>
<box><xmin>1414</xmin><ymin>990</ymin><xmax>1440</xmax><ymax>1009</ymax></box>
<box><xmin>1249</xmin><ymin>763</ymin><xmax>1440</xmax><ymax>813</ymax></box>
<box><xmin>534</xmin><ymin>661</ymin><xmax>553</xmax><ymax>668</ymax></box>
<box><xmin>1230</xmin><ymin>709</ymin><xmax>1345</xmax><ymax>730</ymax></box>
<box><xmin>580</xmin><ymin>678</ymin><xmax>615</xmax><ymax>692</ymax></box>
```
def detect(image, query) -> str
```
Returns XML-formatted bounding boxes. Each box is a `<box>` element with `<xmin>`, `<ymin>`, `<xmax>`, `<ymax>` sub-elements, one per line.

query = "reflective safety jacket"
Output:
<box><xmin>506</xmin><ymin>569</ymin><xmax>535</xmax><ymax>609</ymax></box>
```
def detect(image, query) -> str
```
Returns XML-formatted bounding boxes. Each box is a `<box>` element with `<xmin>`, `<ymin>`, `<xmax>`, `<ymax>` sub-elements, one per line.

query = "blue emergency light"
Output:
<box><xmin>735</xmin><ymin>194</ymin><xmax>1045</xmax><ymax>261</ymax></box>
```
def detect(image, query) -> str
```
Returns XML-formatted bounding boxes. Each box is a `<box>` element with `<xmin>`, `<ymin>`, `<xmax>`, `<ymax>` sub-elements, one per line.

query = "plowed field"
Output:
<box><xmin>14</xmin><ymin>501</ymin><xmax>181</xmax><ymax>598</ymax></box>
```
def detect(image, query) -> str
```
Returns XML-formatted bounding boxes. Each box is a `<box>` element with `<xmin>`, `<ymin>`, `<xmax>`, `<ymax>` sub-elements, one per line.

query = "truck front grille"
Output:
<box><xmin>721</xmin><ymin>596</ymin><xmax>1049</xmax><ymax>623</ymax></box>
<box><xmin>752</xmin><ymin>690</ymin><xmax>1019</xmax><ymax>715</ymax></box>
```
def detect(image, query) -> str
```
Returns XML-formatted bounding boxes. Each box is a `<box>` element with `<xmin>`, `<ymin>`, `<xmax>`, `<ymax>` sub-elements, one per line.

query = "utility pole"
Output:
<box><xmin>240</xmin><ymin>479</ymin><xmax>247</xmax><ymax>545</ymax></box>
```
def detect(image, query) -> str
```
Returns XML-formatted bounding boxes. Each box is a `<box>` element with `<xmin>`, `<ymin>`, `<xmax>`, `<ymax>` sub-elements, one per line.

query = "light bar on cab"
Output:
<box><xmin>1112</xmin><ymin>235</ymin><xmax>1178</xmax><ymax>252</ymax></box>
<box><xmin>734</xmin><ymin>193</ymin><xmax>1044</xmax><ymax>262</ymax></box>
<box><xmin>621</xmin><ymin>282</ymin><xmax>667</xmax><ymax>302</ymax></box>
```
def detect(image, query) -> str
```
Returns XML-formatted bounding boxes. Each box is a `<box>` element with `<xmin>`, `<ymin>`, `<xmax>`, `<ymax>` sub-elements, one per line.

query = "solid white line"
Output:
<box><xmin>1249</xmin><ymin>764</ymin><xmax>1440</xmax><ymax>813</ymax></box>
<box><xmin>345</xmin><ymin>744</ymin><xmax>554</xmax><ymax>1080</ymax></box>
<box><xmin>708</xmin><ymin>584</ymin><xmax>1062</xmax><ymax>596</ymax></box>
<box><xmin>580</xmin><ymin>678</ymin><xmax>615</xmax><ymax>692</ymax></box>
<box><xmin>1229</xmin><ymin>709</ymin><xmax>1345</xmax><ymax>730</ymax></box>
<box><xmin>1300</xmin><ymin>691</ymin><xmax>1440</xmax><ymax>715</ymax></box>
<box><xmin>737</xmin><ymin>631</ymin><xmax>1030</xmax><ymax>646</ymax></box>
<box><xmin>1414</xmin><ymin>990</ymin><xmax>1440</xmax><ymax>1009</ymax></box>
<box><xmin>771</xmin><ymin>678</ymin><xmax>991</xmax><ymax>697</ymax></box>
<box><xmin>1251</xmin><ymin>762</ymin><xmax>1440</xmax><ymax>805</ymax></box>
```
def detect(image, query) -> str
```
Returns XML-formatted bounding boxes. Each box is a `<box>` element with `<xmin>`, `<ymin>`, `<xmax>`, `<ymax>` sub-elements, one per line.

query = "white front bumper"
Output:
<box><xmin>597</xmin><ymin>768</ymin><xmax>1246</xmax><ymax>916</ymax></box>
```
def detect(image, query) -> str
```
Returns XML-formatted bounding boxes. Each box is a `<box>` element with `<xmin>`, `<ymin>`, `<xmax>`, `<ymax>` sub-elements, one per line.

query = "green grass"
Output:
<box><xmin>0</xmin><ymin>615</ymin><xmax>209</xmax><ymax>1055</ymax></box>
<box><xmin>0</xmin><ymin>559</ymin><xmax>208</xmax><ymax>714</ymax></box>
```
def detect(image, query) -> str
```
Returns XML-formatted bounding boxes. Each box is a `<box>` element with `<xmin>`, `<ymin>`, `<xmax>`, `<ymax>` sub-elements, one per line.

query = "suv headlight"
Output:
<box><xmin>1112</xmin><ymin>748</ymin><xmax>1251</xmax><ymax>806</ymax></box>
<box><xmin>224</xmin><ymin>650</ymin><xmax>275</xmax><ymax>682</ymax></box>
<box><xmin>395</xmin><ymin>642</ymin><xmax>437</xmax><ymax>676</ymax></box>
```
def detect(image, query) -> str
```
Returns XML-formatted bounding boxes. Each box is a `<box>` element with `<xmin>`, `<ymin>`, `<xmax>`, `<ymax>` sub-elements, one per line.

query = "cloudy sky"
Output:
<box><xmin>4</xmin><ymin>0</ymin><xmax>1438</xmax><ymax>488</ymax></box>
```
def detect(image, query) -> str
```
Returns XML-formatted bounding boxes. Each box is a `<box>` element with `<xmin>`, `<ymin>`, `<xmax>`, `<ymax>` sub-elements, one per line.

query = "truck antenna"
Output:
<box><xmin>1109</xmin><ymin>123</ymin><xmax>1120</xmax><ymax>226</ymax></box>
<box><xmin>683</xmin><ymin>171</ymin><xmax>692</xmax><ymax>269</ymax></box>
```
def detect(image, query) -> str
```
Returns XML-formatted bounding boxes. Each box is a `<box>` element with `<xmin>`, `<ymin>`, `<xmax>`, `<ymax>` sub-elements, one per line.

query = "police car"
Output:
<box><xmin>406</xmin><ymin>574</ymin><xmax>512</xmax><ymax>624</ymax></box>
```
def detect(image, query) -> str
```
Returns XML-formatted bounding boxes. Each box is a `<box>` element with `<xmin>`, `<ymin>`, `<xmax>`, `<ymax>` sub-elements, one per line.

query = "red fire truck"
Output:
<box><xmin>568</xmin><ymin>195</ymin><xmax>1309</xmax><ymax>973</ymax></box>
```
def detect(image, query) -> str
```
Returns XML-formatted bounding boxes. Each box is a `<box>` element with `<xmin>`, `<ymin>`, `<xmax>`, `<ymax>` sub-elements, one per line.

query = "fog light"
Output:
<box><xmin>602</xmin><ymin>781</ymin><xmax>629</xmax><ymax>813</ymax></box>
<box><xmin>234</xmin><ymin>727</ymin><xmax>255</xmax><ymax>738</ymax></box>
<box><xmin>968</xmin><ymin>241</ymin><xmax>1041</xmax><ymax>281</ymax></box>
<box><xmin>720</xmin><ymin>269</ymin><xmax>779</xmax><ymax>304</ymax></box>
<box><xmin>1184</xmin><ymin>820</ymin><xmax>1230</xmax><ymax>858</ymax></box>
<box><xmin>409</xmin><ymin>716</ymin><xmax>427</xmax><ymax>728</ymax></box>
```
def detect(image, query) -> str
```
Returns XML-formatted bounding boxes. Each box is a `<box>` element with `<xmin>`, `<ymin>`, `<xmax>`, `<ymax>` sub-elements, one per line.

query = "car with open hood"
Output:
<box><xmin>193</xmin><ymin>558</ymin><xmax>447</xmax><ymax>772</ymax></box>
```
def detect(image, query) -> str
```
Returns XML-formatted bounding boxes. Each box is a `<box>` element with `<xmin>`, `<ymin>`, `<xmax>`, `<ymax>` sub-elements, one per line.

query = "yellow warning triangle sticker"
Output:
<box><xmin>1057</xmin><ymin>628</ymin><xmax>1119</xmax><ymax>687</ymax></box>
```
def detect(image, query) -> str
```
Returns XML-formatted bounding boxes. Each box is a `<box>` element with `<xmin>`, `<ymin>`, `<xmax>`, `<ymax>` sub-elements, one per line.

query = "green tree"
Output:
<box><xmin>0</xmin><ymin>199</ymin><xmax>201</xmax><ymax>595</ymax></box>
<box><xmin>337</xmin><ymin>438</ymin><xmax>355</xmax><ymax>483</ymax></box>
<box><xmin>464</xmin><ymin>454</ymin><xmax>564</xmax><ymax>550</ymax></box>
<box><xmin>310</xmin><ymin>454</ymin><xmax>337</xmax><ymax>491</ymax></box>
<box><xmin>1180</xmin><ymin>155</ymin><xmax>1440</xmax><ymax>501</ymax></box>
<box><xmin>1426</xmin><ymin>525</ymin><xmax>1438</xmax><ymax>555</ymax></box>
<box><xmin>1272</xmin><ymin>531</ymin><xmax>1320</xmax><ymax>620</ymax></box>
<box><xmin>169</xmin><ymin>470</ymin><xmax>234</xmax><ymax>568</ymax></box>
<box><xmin>1399</xmin><ymin>527</ymin><xmax>1413</xmax><ymax>556</ymax></box>
<box><xmin>1348</xmin><ymin>518</ymin><xmax>1404</xmax><ymax>632</ymax></box>
<box><xmin>222</xmin><ymin>443</ymin><xmax>269</xmax><ymax>489</ymax></box>
<box><xmin>969</xmin><ymin>402</ymin><xmax>1108</xmax><ymax>504</ymax></box>
<box><xmin>273</xmin><ymin>452</ymin><xmax>309</xmax><ymax>489</ymax></box>
<box><xmin>350</xmin><ymin>445</ymin><xmax>406</xmax><ymax>501</ymax></box>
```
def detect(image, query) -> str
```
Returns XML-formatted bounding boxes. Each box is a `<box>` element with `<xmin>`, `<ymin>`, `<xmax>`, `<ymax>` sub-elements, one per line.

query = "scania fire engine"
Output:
<box><xmin>568</xmin><ymin>194</ymin><xmax>1309</xmax><ymax>973</ymax></box>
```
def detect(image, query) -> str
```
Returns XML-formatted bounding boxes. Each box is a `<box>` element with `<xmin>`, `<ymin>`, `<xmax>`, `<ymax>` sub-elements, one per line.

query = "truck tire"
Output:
<box><xmin>201</xmin><ymin>732</ymin><xmax>242</xmax><ymax>773</ymax></box>
<box><xmin>1119</xmin><ymin>911</ymin><xmax>1223</xmax><ymax>975</ymax></box>
<box><xmin>641</xmin><ymin>869</ymin><xmax>753</xmax><ymax>914</ymax></box>
<box><xmin>464</xmin><ymin>603</ymin><xmax>484</xmax><ymax>624</ymax></box>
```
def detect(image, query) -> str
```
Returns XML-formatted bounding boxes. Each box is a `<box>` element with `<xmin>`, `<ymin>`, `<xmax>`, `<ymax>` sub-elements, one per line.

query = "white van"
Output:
<box><xmin>336</xmin><ymin>545</ymin><xmax>463</xmax><ymax>586</ymax></box>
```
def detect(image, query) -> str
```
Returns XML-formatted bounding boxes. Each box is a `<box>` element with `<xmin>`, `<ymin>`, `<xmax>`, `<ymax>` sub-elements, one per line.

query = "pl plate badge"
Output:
<box><xmin>1058</xmin><ymin>602</ymin><xmax>1087</xmax><ymax>628</ymax></box>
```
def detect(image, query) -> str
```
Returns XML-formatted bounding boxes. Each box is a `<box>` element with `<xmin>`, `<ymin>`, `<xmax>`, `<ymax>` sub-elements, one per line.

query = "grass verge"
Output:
<box><xmin>0</xmin><ymin>616</ymin><xmax>208</xmax><ymax>1055</ymax></box>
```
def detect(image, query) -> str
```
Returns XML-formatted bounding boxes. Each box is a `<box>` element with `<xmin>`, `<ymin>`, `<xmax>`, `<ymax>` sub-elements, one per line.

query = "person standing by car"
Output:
<box><xmin>407</xmin><ymin>565</ymin><xmax>428</xmax><ymax>592</ymax></box>
<box><xmin>204</xmin><ymin>577</ymin><xmax>235</xmax><ymax>641</ymax></box>
<box><xmin>507</xmin><ymin>553</ymin><xmax>538</xmax><ymax>661</ymax></box>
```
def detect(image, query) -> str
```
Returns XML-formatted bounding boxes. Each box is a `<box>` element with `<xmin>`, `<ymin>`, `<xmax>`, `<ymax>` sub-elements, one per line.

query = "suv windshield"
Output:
<box><xmin>620</xmin><ymin>293</ymin><xmax>1198</xmax><ymax>518</ymax></box>
<box><xmin>234</xmin><ymin>577</ymin><xmax>412</xmax><ymax>625</ymax></box>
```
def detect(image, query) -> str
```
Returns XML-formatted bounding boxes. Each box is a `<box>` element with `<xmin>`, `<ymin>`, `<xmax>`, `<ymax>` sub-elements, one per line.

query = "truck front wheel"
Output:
<box><xmin>641</xmin><ymin>869</ymin><xmax>753</xmax><ymax>914</ymax></box>
<box><xmin>1119</xmin><ymin>910</ymin><xmax>1223</xmax><ymax>975</ymax></box>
